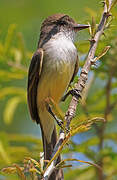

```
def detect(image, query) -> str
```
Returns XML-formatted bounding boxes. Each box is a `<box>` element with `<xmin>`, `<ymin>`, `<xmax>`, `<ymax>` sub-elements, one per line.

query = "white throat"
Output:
<box><xmin>43</xmin><ymin>31</ymin><xmax>77</xmax><ymax>63</ymax></box>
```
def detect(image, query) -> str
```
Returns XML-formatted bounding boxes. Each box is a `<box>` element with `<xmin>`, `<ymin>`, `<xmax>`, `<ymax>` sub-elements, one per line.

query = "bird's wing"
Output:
<box><xmin>70</xmin><ymin>55</ymin><xmax>79</xmax><ymax>83</ymax></box>
<box><xmin>27</xmin><ymin>48</ymin><xmax>44</xmax><ymax>124</ymax></box>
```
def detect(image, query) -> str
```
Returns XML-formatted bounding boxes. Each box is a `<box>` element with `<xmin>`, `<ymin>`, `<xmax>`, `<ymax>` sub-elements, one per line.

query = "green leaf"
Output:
<box><xmin>91</xmin><ymin>16</ymin><xmax>96</xmax><ymax>37</ymax></box>
<box><xmin>94</xmin><ymin>46</ymin><xmax>111</xmax><ymax>62</ymax></box>
<box><xmin>13</xmin><ymin>164</ymin><xmax>26</xmax><ymax>180</ymax></box>
<box><xmin>2</xmin><ymin>166</ymin><xmax>18</xmax><ymax>174</ymax></box>
<box><xmin>8</xmin><ymin>134</ymin><xmax>42</xmax><ymax>145</ymax></box>
<box><xmin>60</xmin><ymin>165</ymin><xmax>72</xmax><ymax>168</ymax></box>
<box><xmin>106</xmin><ymin>0</ymin><xmax>110</xmax><ymax>11</ymax></box>
<box><xmin>17</xmin><ymin>32</ymin><xmax>26</xmax><ymax>60</ymax></box>
<box><xmin>3</xmin><ymin>97</ymin><xmax>21</xmax><ymax>124</ymax></box>
<box><xmin>0</xmin><ymin>87</ymin><xmax>26</xmax><ymax>100</ymax></box>
<box><xmin>0</xmin><ymin>141</ymin><xmax>11</xmax><ymax>164</ymax></box>
<box><xmin>70</xmin><ymin>117</ymin><xmax>105</xmax><ymax>136</ymax></box>
<box><xmin>11</xmin><ymin>48</ymin><xmax>22</xmax><ymax>64</ymax></box>
<box><xmin>57</xmin><ymin>158</ymin><xmax>102</xmax><ymax>171</ymax></box>
<box><xmin>24</xmin><ymin>157</ymin><xmax>41</xmax><ymax>170</ymax></box>
<box><xmin>0</xmin><ymin>70</ymin><xmax>25</xmax><ymax>81</ymax></box>
<box><xmin>29</xmin><ymin>167</ymin><xmax>41</xmax><ymax>175</ymax></box>
<box><xmin>4</xmin><ymin>24</ymin><xmax>17</xmax><ymax>56</ymax></box>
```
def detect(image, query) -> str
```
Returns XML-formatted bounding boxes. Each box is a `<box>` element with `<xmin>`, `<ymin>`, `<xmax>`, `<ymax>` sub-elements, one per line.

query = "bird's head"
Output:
<box><xmin>39</xmin><ymin>14</ymin><xmax>89</xmax><ymax>47</ymax></box>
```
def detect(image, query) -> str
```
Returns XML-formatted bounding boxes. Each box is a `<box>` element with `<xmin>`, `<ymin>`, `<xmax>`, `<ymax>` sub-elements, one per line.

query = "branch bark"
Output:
<box><xmin>65</xmin><ymin>2</ymin><xmax>112</xmax><ymax>128</ymax></box>
<box><xmin>42</xmin><ymin>0</ymin><xmax>113</xmax><ymax>179</ymax></box>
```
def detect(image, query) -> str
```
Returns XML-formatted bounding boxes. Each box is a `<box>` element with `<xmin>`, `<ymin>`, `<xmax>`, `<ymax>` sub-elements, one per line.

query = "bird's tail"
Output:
<box><xmin>41</xmin><ymin>124</ymin><xmax>64</xmax><ymax>180</ymax></box>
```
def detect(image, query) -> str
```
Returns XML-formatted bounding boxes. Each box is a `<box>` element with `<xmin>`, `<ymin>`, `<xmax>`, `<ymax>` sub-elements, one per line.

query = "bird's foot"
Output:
<box><xmin>61</xmin><ymin>88</ymin><xmax>82</xmax><ymax>101</ymax></box>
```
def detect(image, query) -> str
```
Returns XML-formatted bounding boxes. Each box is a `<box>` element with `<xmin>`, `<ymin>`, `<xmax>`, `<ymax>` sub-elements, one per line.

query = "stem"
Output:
<box><xmin>97</xmin><ymin>72</ymin><xmax>112</xmax><ymax>180</ymax></box>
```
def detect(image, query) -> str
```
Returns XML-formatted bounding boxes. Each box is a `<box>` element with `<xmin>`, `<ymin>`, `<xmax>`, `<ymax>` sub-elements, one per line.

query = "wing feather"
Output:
<box><xmin>70</xmin><ymin>55</ymin><xmax>79</xmax><ymax>83</ymax></box>
<box><xmin>27</xmin><ymin>48</ymin><xmax>44</xmax><ymax>123</ymax></box>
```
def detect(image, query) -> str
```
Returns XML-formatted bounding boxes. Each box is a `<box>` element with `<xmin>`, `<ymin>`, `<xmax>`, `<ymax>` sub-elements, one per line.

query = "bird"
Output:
<box><xmin>27</xmin><ymin>13</ymin><xmax>89</xmax><ymax>176</ymax></box>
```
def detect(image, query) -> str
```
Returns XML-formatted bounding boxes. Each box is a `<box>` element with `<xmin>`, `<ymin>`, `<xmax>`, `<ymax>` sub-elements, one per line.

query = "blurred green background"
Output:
<box><xmin>0</xmin><ymin>0</ymin><xmax>117</xmax><ymax>179</ymax></box>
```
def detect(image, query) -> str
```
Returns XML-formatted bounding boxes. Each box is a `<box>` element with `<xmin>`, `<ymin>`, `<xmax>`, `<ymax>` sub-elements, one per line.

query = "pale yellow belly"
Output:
<box><xmin>37</xmin><ymin>61</ymin><xmax>75</xmax><ymax>142</ymax></box>
<box><xmin>37</xmin><ymin>63</ymin><xmax>74</xmax><ymax>106</ymax></box>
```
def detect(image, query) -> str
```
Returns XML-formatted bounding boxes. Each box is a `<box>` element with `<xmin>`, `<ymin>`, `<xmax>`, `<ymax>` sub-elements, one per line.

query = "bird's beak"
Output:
<box><xmin>73</xmin><ymin>24</ymin><xmax>90</xmax><ymax>31</ymax></box>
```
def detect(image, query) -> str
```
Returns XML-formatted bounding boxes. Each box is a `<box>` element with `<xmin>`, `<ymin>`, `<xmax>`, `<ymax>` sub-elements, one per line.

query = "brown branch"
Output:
<box><xmin>97</xmin><ymin>70</ymin><xmax>112</xmax><ymax>180</ymax></box>
<box><xmin>65</xmin><ymin>10</ymin><xmax>111</xmax><ymax>129</ymax></box>
<box><xmin>42</xmin><ymin>1</ymin><xmax>113</xmax><ymax>179</ymax></box>
<box><xmin>105</xmin><ymin>73</ymin><xmax>112</xmax><ymax>120</ymax></box>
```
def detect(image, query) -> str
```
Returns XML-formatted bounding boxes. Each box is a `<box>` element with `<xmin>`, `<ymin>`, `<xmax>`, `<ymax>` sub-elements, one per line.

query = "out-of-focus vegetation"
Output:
<box><xmin>0</xmin><ymin>0</ymin><xmax>117</xmax><ymax>180</ymax></box>
<box><xmin>0</xmin><ymin>23</ymin><xmax>43</xmax><ymax>180</ymax></box>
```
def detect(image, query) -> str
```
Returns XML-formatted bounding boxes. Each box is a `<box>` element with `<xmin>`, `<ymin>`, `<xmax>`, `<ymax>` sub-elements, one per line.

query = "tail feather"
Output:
<box><xmin>42</xmin><ymin>126</ymin><xmax>56</xmax><ymax>161</ymax></box>
<box><xmin>41</xmin><ymin>124</ymin><xmax>64</xmax><ymax>180</ymax></box>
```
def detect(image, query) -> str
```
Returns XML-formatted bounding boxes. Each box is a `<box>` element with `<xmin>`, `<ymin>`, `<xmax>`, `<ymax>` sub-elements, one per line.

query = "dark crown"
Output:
<box><xmin>41</xmin><ymin>14</ymin><xmax>76</xmax><ymax>27</ymax></box>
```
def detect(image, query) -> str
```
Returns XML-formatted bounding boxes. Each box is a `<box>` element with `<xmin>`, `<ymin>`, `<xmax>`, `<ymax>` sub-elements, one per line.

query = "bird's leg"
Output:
<box><xmin>61</xmin><ymin>89</ymin><xmax>82</xmax><ymax>101</ymax></box>
<box><xmin>45</xmin><ymin>102</ymin><xmax>63</xmax><ymax>129</ymax></box>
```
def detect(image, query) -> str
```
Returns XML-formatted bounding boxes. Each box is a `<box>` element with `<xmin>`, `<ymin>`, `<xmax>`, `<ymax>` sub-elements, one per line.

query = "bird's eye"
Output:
<box><xmin>57</xmin><ymin>21</ymin><xmax>67</xmax><ymax>26</ymax></box>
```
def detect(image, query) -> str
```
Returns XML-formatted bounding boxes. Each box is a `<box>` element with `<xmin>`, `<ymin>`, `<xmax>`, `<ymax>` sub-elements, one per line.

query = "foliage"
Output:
<box><xmin>0</xmin><ymin>132</ymin><xmax>42</xmax><ymax>180</ymax></box>
<box><xmin>0</xmin><ymin>24</ymin><xmax>41</xmax><ymax>179</ymax></box>
<box><xmin>0</xmin><ymin>24</ymin><xmax>30</xmax><ymax>125</ymax></box>
<box><xmin>1</xmin><ymin>116</ymin><xmax>103</xmax><ymax>180</ymax></box>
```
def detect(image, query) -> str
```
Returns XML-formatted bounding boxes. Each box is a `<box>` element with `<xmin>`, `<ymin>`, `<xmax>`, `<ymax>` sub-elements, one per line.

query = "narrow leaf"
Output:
<box><xmin>24</xmin><ymin>157</ymin><xmax>41</xmax><ymax>170</ymax></box>
<box><xmin>106</xmin><ymin>0</ymin><xmax>110</xmax><ymax>11</ymax></box>
<box><xmin>29</xmin><ymin>168</ymin><xmax>41</xmax><ymax>175</ymax></box>
<box><xmin>2</xmin><ymin>167</ymin><xmax>18</xmax><ymax>174</ymax></box>
<box><xmin>94</xmin><ymin>46</ymin><xmax>111</xmax><ymax>62</ymax></box>
<box><xmin>0</xmin><ymin>141</ymin><xmax>10</xmax><ymax>164</ymax></box>
<box><xmin>4</xmin><ymin>24</ymin><xmax>16</xmax><ymax>55</ymax></box>
<box><xmin>0</xmin><ymin>87</ymin><xmax>26</xmax><ymax>99</ymax></box>
<box><xmin>3</xmin><ymin>97</ymin><xmax>21</xmax><ymax>124</ymax></box>
<box><xmin>91</xmin><ymin>16</ymin><xmax>96</xmax><ymax>37</ymax></box>
<box><xmin>60</xmin><ymin>165</ymin><xmax>72</xmax><ymax>168</ymax></box>
<box><xmin>13</xmin><ymin>164</ymin><xmax>26</xmax><ymax>180</ymax></box>
<box><xmin>70</xmin><ymin>117</ymin><xmax>105</xmax><ymax>136</ymax></box>
<box><xmin>17</xmin><ymin>32</ymin><xmax>26</xmax><ymax>60</ymax></box>
<box><xmin>60</xmin><ymin>158</ymin><xmax>102</xmax><ymax>171</ymax></box>
<box><xmin>109</xmin><ymin>0</ymin><xmax>117</xmax><ymax>12</ymax></box>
